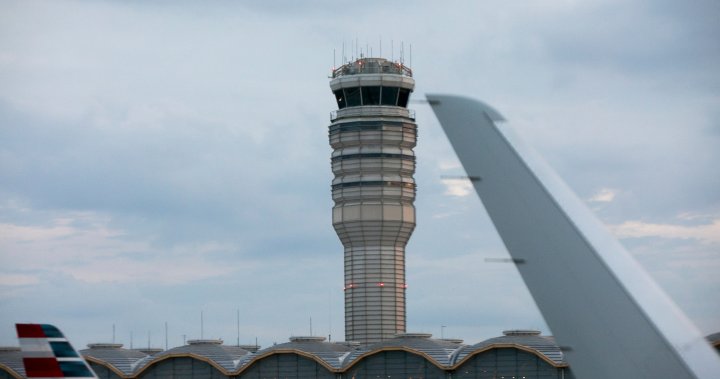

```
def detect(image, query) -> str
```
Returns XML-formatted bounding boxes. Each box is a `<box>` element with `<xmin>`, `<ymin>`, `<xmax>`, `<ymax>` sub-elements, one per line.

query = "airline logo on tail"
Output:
<box><xmin>16</xmin><ymin>324</ymin><xmax>97</xmax><ymax>378</ymax></box>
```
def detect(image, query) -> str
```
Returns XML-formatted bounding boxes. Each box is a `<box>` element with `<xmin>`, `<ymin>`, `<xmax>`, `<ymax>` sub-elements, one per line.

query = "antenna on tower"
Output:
<box><xmin>200</xmin><ymin>310</ymin><xmax>204</xmax><ymax>339</ymax></box>
<box><xmin>342</xmin><ymin>40</ymin><xmax>346</xmax><ymax>63</ymax></box>
<box><xmin>391</xmin><ymin>40</ymin><xmax>394</xmax><ymax>62</ymax></box>
<box><xmin>236</xmin><ymin>309</ymin><xmax>240</xmax><ymax>347</ymax></box>
<box><xmin>309</xmin><ymin>316</ymin><xmax>313</xmax><ymax>336</ymax></box>
<box><xmin>112</xmin><ymin>324</ymin><xmax>115</xmax><ymax>344</ymax></box>
<box><xmin>379</xmin><ymin>36</ymin><xmax>382</xmax><ymax>58</ymax></box>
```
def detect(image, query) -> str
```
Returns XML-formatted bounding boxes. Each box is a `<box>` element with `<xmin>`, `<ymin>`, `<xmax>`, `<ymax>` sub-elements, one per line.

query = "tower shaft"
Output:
<box><xmin>329</xmin><ymin>58</ymin><xmax>416</xmax><ymax>344</ymax></box>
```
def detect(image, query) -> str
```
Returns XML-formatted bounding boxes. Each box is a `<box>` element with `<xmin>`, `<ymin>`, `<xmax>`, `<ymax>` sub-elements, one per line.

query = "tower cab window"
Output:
<box><xmin>334</xmin><ymin>90</ymin><xmax>346</xmax><ymax>109</ymax></box>
<box><xmin>381</xmin><ymin>87</ymin><xmax>399</xmax><ymax>106</ymax></box>
<box><xmin>362</xmin><ymin>86</ymin><xmax>381</xmax><ymax>105</ymax></box>
<box><xmin>397</xmin><ymin>88</ymin><xmax>411</xmax><ymax>107</ymax></box>
<box><xmin>336</xmin><ymin>86</ymin><xmax>412</xmax><ymax>109</ymax></box>
<box><xmin>345</xmin><ymin>87</ymin><xmax>362</xmax><ymax>107</ymax></box>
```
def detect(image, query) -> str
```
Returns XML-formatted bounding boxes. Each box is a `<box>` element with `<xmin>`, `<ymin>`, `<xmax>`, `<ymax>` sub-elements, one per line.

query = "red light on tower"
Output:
<box><xmin>379</xmin><ymin>282</ymin><xmax>385</xmax><ymax>287</ymax></box>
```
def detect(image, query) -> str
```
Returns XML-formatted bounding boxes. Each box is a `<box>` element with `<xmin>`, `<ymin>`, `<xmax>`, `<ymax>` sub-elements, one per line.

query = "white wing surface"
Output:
<box><xmin>427</xmin><ymin>94</ymin><xmax>720</xmax><ymax>379</ymax></box>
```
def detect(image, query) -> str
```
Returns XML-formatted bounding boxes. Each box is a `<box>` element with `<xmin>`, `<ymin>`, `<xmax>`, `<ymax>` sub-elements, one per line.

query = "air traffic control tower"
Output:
<box><xmin>329</xmin><ymin>57</ymin><xmax>417</xmax><ymax>344</ymax></box>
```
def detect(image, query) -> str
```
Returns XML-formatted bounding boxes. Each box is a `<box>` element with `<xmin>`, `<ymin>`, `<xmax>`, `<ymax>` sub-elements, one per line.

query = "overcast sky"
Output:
<box><xmin>1</xmin><ymin>0</ymin><xmax>719</xmax><ymax>350</ymax></box>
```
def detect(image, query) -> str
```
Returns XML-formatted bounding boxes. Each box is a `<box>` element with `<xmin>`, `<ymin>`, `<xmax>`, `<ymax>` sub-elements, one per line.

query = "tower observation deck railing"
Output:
<box><xmin>331</xmin><ymin>106</ymin><xmax>415</xmax><ymax>122</ymax></box>
<box><xmin>332</xmin><ymin>58</ymin><xmax>413</xmax><ymax>78</ymax></box>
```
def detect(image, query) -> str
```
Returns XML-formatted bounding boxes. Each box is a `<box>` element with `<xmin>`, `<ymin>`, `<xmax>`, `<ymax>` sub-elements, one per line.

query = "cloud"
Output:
<box><xmin>1</xmin><ymin>212</ymin><xmax>136</xmax><ymax>260</ymax></box>
<box><xmin>587</xmin><ymin>187</ymin><xmax>618</xmax><ymax>203</ymax></box>
<box><xmin>677</xmin><ymin>211</ymin><xmax>717</xmax><ymax>222</ymax></box>
<box><xmin>0</xmin><ymin>274</ymin><xmax>39</xmax><ymax>287</ymax></box>
<box><xmin>0</xmin><ymin>210</ymin><xmax>242</xmax><ymax>285</ymax></box>
<box><xmin>441</xmin><ymin>178</ymin><xmax>474</xmax><ymax>197</ymax></box>
<box><xmin>431</xmin><ymin>211</ymin><xmax>462</xmax><ymax>219</ymax></box>
<box><xmin>611</xmin><ymin>218</ymin><xmax>720</xmax><ymax>245</ymax></box>
<box><xmin>437</xmin><ymin>160</ymin><xmax>462</xmax><ymax>171</ymax></box>
<box><xmin>0</xmin><ymin>221</ymin><xmax>77</xmax><ymax>241</ymax></box>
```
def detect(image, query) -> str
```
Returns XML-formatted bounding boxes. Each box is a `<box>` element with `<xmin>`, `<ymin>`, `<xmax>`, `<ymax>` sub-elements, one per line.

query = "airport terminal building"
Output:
<box><xmin>0</xmin><ymin>330</ymin><xmax>575</xmax><ymax>379</ymax></box>
<box><xmin>2</xmin><ymin>329</ymin><xmax>719</xmax><ymax>378</ymax></box>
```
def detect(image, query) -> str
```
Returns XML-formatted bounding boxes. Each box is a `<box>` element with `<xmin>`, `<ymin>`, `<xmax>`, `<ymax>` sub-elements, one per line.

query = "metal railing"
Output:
<box><xmin>332</xmin><ymin>59</ymin><xmax>412</xmax><ymax>78</ymax></box>
<box><xmin>330</xmin><ymin>107</ymin><xmax>415</xmax><ymax>122</ymax></box>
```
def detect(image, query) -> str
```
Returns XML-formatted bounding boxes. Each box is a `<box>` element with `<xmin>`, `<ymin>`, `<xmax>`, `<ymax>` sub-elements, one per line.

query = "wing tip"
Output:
<box><xmin>425</xmin><ymin>93</ymin><xmax>506</xmax><ymax>122</ymax></box>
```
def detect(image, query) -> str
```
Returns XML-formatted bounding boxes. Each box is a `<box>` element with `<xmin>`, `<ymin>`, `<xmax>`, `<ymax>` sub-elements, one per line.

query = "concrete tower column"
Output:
<box><xmin>328</xmin><ymin>57</ymin><xmax>416</xmax><ymax>345</ymax></box>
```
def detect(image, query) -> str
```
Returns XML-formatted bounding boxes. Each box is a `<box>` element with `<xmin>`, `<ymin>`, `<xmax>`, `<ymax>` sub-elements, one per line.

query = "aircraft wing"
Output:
<box><xmin>16</xmin><ymin>324</ymin><xmax>97</xmax><ymax>378</ymax></box>
<box><xmin>426</xmin><ymin>94</ymin><xmax>720</xmax><ymax>379</ymax></box>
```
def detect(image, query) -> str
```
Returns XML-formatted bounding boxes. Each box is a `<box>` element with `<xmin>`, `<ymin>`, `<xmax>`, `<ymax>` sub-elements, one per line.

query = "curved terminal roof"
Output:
<box><xmin>137</xmin><ymin>339</ymin><xmax>252</xmax><ymax>373</ymax></box>
<box><xmin>343</xmin><ymin>333</ymin><xmax>466</xmax><ymax>368</ymax></box>
<box><xmin>453</xmin><ymin>330</ymin><xmax>567</xmax><ymax>366</ymax></box>
<box><xmin>81</xmin><ymin>343</ymin><xmax>150</xmax><ymax>376</ymax></box>
<box><xmin>0</xmin><ymin>347</ymin><xmax>23</xmax><ymax>378</ymax></box>
<box><xmin>251</xmin><ymin>336</ymin><xmax>354</xmax><ymax>370</ymax></box>
<box><xmin>1</xmin><ymin>330</ymin><xmax>636</xmax><ymax>377</ymax></box>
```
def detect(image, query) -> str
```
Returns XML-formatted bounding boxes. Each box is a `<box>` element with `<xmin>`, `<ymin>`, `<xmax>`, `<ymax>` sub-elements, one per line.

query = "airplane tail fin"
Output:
<box><xmin>16</xmin><ymin>324</ymin><xmax>97</xmax><ymax>378</ymax></box>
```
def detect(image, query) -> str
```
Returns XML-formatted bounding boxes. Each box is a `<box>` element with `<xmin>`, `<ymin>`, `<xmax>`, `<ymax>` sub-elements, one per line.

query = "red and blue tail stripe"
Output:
<box><xmin>16</xmin><ymin>324</ymin><xmax>97</xmax><ymax>378</ymax></box>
